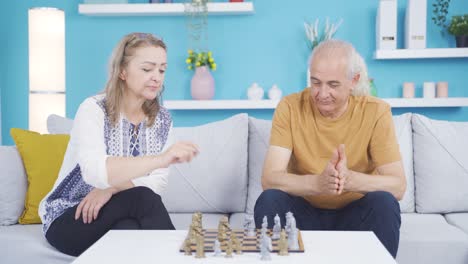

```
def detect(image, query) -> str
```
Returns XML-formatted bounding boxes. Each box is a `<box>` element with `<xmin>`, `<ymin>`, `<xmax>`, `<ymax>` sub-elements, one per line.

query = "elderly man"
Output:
<box><xmin>253</xmin><ymin>40</ymin><xmax>406</xmax><ymax>258</ymax></box>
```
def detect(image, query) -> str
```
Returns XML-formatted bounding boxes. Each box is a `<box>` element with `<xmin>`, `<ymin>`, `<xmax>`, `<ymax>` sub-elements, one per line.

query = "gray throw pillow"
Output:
<box><xmin>162</xmin><ymin>114</ymin><xmax>249</xmax><ymax>213</ymax></box>
<box><xmin>393</xmin><ymin>113</ymin><xmax>415</xmax><ymax>213</ymax></box>
<box><xmin>413</xmin><ymin>114</ymin><xmax>468</xmax><ymax>213</ymax></box>
<box><xmin>47</xmin><ymin>114</ymin><xmax>73</xmax><ymax>134</ymax></box>
<box><xmin>246</xmin><ymin>117</ymin><xmax>272</xmax><ymax>214</ymax></box>
<box><xmin>0</xmin><ymin>147</ymin><xmax>27</xmax><ymax>225</ymax></box>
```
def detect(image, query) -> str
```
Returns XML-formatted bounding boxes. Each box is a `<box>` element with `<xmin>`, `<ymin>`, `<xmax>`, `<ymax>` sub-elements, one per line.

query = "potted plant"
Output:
<box><xmin>185</xmin><ymin>50</ymin><xmax>217</xmax><ymax>100</ymax></box>
<box><xmin>448</xmin><ymin>14</ymin><xmax>468</xmax><ymax>47</ymax></box>
<box><xmin>183</xmin><ymin>0</ymin><xmax>216</xmax><ymax>100</ymax></box>
<box><xmin>304</xmin><ymin>17</ymin><xmax>343</xmax><ymax>50</ymax></box>
<box><xmin>304</xmin><ymin>18</ymin><xmax>343</xmax><ymax>86</ymax></box>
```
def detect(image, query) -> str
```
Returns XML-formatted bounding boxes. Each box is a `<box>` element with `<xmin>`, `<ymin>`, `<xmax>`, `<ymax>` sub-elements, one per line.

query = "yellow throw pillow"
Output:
<box><xmin>10</xmin><ymin>128</ymin><xmax>70</xmax><ymax>224</ymax></box>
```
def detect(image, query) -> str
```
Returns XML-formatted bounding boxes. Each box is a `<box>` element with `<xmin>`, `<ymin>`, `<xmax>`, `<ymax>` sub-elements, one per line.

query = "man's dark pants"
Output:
<box><xmin>253</xmin><ymin>189</ymin><xmax>401</xmax><ymax>258</ymax></box>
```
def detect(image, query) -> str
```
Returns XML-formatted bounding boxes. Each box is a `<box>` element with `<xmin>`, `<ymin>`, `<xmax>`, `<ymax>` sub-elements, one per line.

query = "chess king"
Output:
<box><xmin>254</xmin><ymin>39</ymin><xmax>406</xmax><ymax>259</ymax></box>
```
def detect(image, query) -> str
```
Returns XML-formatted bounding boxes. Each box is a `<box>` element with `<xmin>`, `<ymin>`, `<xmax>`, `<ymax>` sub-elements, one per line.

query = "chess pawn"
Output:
<box><xmin>247</xmin><ymin>226</ymin><xmax>256</xmax><ymax>238</ymax></box>
<box><xmin>225</xmin><ymin>239</ymin><xmax>233</xmax><ymax>258</ymax></box>
<box><xmin>235</xmin><ymin>240</ymin><xmax>242</xmax><ymax>255</ymax></box>
<box><xmin>183</xmin><ymin>237</ymin><xmax>192</xmax><ymax>256</ymax></box>
<box><xmin>230</xmin><ymin>232</ymin><xmax>242</xmax><ymax>255</ymax></box>
<box><xmin>272</xmin><ymin>214</ymin><xmax>281</xmax><ymax>239</ymax></box>
<box><xmin>268</xmin><ymin>84</ymin><xmax>282</xmax><ymax>100</ymax></box>
<box><xmin>260</xmin><ymin>232</ymin><xmax>273</xmax><ymax>261</ymax></box>
<box><xmin>213</xmin><ymin>239</ymin><xmax>222</xmax><ymax>257</ymax></box>
<box><xmin>195</xmin><ymin>234</ymin><xmax>205</xmax><ymax>258</ymax></box>
<box><xmin>278</xmin><ymin>229</ymin><xmax>289</xmax><ymax>256</ymax></box>
<box><xmin>244</xmin><ymin>214</ymin><xmax>256</xmax><ymax>237</ymax></box>
<box><xmin>261</xmin><ymin>216</ymin><xmax>268</xmax><ymax>239</ymax></box>
<box><xmin>218</xmin><ymin>216</ymin><xmax>229</xmax><ymax>244</ymax></box>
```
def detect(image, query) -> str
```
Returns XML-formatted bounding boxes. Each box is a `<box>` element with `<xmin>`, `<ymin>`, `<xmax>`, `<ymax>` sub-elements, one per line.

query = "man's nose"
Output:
<box><xmin>317</xmin><ymin>86</ymin><xmax>330</xmax><ymax>98</ymax></box>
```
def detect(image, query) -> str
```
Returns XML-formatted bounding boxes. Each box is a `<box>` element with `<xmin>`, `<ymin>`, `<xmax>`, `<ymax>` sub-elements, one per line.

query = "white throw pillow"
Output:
<box><xmin>162</xmin><ymin>114</ymin><xmax>249</xmax><ymax>213</ymax></box>
<box><xmin>413</xmin><ymin>114</ymin><xmax>468</xmax><ymax>213</ymax></box>
<box><xmin>0</xmin><ymin>147</ymin><xmax>27</xmax><ymax>225</ymax></box>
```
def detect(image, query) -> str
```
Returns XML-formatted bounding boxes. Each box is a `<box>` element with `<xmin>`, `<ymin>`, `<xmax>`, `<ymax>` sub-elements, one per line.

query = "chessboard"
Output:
<box><xmin>179</xmin><ymin>229</ymin><xmax>305</xmax><ymax>253</ymax></box>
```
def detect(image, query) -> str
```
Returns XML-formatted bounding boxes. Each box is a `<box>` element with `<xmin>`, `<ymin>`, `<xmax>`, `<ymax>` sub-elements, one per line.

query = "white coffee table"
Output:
<box><xmin>72</xmin><ymin>230</ymin><xmax>396</xmax><ymax>264</ymax></box>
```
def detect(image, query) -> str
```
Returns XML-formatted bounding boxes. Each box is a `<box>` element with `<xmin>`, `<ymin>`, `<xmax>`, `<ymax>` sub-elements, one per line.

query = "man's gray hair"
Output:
<box><xmin>308</xmin><ymin>39</ymin><xmax>370</xmax><ymax>96</ymax></box>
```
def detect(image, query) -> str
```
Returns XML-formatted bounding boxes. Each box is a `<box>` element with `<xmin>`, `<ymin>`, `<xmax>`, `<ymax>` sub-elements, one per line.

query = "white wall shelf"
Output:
<box><xmin>163</xmin><ymin>98</ymin><xmax>468</xmax><ymax>110</ymax></box>
<box><xmin>384</xmin><ymin>98</ymin><xmax>468</xmax><ymax>108</ymax></box>
<box><xmin>163</xmin><ymin>100</ymin><xmax>279</xmax><ymax>110</ymax></box>
<box><xmin>78</xmin><ymin>2</ymin><xmax>254</xmax><ymax>16</ymax></box>
<box><xmin>374</xmin><ymin>48</ymin><xmax>468</xmax><ymax>59</ymax></box>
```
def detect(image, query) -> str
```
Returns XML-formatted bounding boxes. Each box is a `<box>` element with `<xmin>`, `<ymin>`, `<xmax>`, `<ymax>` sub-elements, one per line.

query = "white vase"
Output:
<box><xmin>247</xmin><ymin>83</ymin><xmax>264</xmax><ymax>100</ymax></box>
<box><xmin>268</xmin><ymin>84</ymin><xmax>282</xmax><ymax>100</ymax></box>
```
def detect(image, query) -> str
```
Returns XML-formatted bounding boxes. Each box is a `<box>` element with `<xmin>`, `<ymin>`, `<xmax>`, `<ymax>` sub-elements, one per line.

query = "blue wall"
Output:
<box><xmin>0</xmin><ymin>3</ymin><xmax>6</xmax><ymax>145</ymax></box>
<box><xmin>1</xmin><ymin>0</ymin><xmax>468</xmax><ymax>145</ymax></box>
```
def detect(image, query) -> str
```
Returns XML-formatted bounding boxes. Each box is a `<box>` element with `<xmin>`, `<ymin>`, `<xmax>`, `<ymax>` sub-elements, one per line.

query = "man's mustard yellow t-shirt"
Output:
<box><xmin>270</xmin><ymin>88</ymin><xmax>401</xmax><ymax>209</ymax></box>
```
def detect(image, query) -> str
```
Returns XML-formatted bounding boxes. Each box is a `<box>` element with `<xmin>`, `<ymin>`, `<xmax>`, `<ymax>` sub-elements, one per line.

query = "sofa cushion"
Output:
<box><xmin>445</xmin><ymin>213</ymin><xmax>468</xmax><ymax>235</ymax></box>
<box><xmin>246</xmin><ymin>114</ymin><xmax>415</xmax><ymax>214</ymax></box>
<box><xmin>397</xmin><ymin>213</ymin><xmax>468</xmax><ymax>264</ymax></box>
<box><xmin>412</xmin><ymin>114</ymin><xmax>468</xmax><ymax>213</ymax></box>
<box><xmin>246</xmin><ymin>117</ymin><xmax>271</xmax><ymax>214</ymax></box>
<box><xmin>392</xmin><ymin>113</ymin><xmax>414</xmax><ymax>213</ymax></box>
<box><xmin>0</xmin><ymin>147</ymin><xmax>27</xmax><ymax>225</ymax></box>
<box><xmin>10</xmin><ymin>129</ymin><xmax>70</xmax><ymax>224</ymax></box>
<box><xmin>0</xmin><ymin>225</ymin><xmax>75</xmax><ymax>264</ymax></box>
<box><xmin>47</xmin><ymin>114</ymin><xmax>73</xmax><ymax>134</ymax></box>
<box><xmin>162</xmin><ymin>114</ymin><xmax>248</xmax><ymax>213</ymax></box>
<box><xmin>169</xmin><ymin>213</ymin><xmax>226</xmax><ymax>230</ymax></box>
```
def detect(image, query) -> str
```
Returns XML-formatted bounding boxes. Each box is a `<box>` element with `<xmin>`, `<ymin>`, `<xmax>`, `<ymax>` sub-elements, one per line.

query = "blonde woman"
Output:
<box><xmin>39</xmin><ymin>33</ymin><xmax>199</xmax><ymax>256</ymax></box>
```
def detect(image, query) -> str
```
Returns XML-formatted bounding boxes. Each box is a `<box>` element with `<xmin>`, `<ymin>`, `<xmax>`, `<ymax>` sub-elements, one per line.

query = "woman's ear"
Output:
<box><xmin>119</xmin><ymin>70</ymin><xmax>127</xmax><ymax>80</ymax></box>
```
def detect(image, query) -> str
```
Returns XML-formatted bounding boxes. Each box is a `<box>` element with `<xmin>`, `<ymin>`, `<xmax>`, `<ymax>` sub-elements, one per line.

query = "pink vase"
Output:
<box><xmin>191</xmin><ymin>66</ymin><xmax>215</xmax><ymax>100</ymax></box>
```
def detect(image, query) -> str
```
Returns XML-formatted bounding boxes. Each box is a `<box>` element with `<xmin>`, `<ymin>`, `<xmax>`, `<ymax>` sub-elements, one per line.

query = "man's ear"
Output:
<box><xmin>351</xmin><ymin>73</ymin><xmax>360</xmax><ymax>90</ymax></box>
<box><xmin>119</xmin><ymin>70</ymin><xmax>127</xmax><ymax>80</ymax></box>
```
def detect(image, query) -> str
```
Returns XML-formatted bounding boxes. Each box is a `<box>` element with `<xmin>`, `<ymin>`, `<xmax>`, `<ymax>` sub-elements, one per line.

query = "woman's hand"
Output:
<box><xmin>75</xmin><ymin>188</ymin><xmax>113</xmax><ymax>224</ymax></box>
<box><xmin>162</xmin><ymin>141</ymin><xmax>199</xmax><ymax>166</ymax></box>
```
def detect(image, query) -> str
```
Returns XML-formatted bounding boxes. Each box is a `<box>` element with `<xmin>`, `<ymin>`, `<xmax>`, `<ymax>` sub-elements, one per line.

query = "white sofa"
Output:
<box><xmin>1</xmin><ymin>113</ymin><xmax>468</xmax><ymax>264</ymax></box>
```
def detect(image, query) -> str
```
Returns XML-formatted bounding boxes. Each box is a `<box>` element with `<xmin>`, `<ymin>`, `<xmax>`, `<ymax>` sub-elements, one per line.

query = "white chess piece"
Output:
<box><xmin>247</xmin><ymin>82</ymin><xmax>264</xmax><ymax>100</ymax></box>
<box><xmin>272</xmin><ymin>214</ymin><xmax>281</xmax><ymax>239</ymax></box>
<box><xmin>213</xmin><ymin>239</ymin><xmax>222</xmax><ymax>257</ymax></box>
<box><xmin>244</xmin><ymin>214</ymin><xmax>256</xmax><ymax>237</ymax></box>
<box><xmin>268</xmin><ymin>84</ymin><xmax>282</xmax><ymax>100</ymax></box>
<box><xmin>261</xmin><ymin>216</ymin><xmax>268</xmax><ymax>239</ymax></box>
<box><xmin>288</xmin><ymin>217</ymin><xmax>299</xmax><ymax>250</ymax></box>
<box><xmin>285</xmin><ymin>212</ymin><xmax>292</xmax><ymax>236</ymax></box>
<box><xmin>260</xmin><ymin>233</ymin><xmax>273</xmax><ymax>261</ymax></box>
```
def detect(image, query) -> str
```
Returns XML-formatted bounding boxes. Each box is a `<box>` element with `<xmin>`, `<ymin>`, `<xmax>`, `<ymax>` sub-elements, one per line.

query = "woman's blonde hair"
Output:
<box><xmin>308</xmin><ymin>39</ymin><xmax>370</xmax><ymax>96</ymax></box>
<box><xmin>104</xmin><ymin>32</ymin><xmax>167</xmax><ymax>127</ymax></box>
